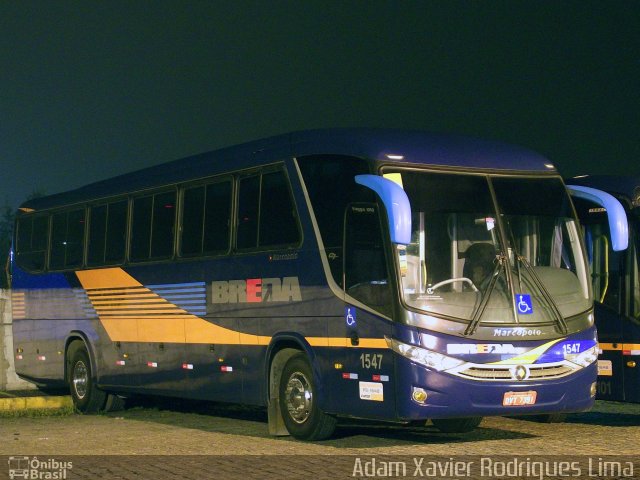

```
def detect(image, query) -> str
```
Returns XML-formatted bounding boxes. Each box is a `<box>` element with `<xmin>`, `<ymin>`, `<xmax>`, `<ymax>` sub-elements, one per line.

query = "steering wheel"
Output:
<box><xmin>427</xmin><ymin>277</ymin><xmax>478</xmax><ymax>293</ymax></box>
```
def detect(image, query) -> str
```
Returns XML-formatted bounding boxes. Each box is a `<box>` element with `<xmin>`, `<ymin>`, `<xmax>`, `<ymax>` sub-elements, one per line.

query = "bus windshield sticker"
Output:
<box><xmin>515</xmin><ymin>294</ymin><xmax>533</xmax><ymax>315</ymax></box>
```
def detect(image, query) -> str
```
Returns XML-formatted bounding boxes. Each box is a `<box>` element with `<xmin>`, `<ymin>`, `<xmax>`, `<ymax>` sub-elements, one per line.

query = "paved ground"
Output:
<box><xmin>1</xmin><ymin>398</ymin><xmax>639</xmax><ymax>479</ymax></box>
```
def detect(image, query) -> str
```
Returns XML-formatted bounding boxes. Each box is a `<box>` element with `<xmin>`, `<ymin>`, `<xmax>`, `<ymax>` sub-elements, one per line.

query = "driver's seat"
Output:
<box><xmin>463</xmin><ymin>243</ymin><xmax>496</xmax><ymax>286</ymax></box>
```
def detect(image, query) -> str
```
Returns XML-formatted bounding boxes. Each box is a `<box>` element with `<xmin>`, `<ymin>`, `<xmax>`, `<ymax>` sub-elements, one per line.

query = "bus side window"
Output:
<box><xmin>151</xmin><ymin>192</ymin><xmax>176</xmax><ymax>258</ymax></box>
<box><xmin>236</xmin><ymin>169</ymin><xmax>300</xmax><ymax>250</ymax></box>
<box><xmin>49</xmin><ymin>209</ymin><xmax>85</xmax><ymax>270</ymax></box>
<box><xmin>181</xmin><ymin>180</ymin><xmax>232</xmax><ymax>256</ymax></box>
<box><xmin>344</xmin><ymin>203</ymin><xmax>391</xmax><ymax>315</ymax></box>
<box><xmin>87</xmin><ymin>205</ymin><xmax>107</xmax><ymax>265</ymax></box>
<box><xmin>105</xmin><ymin>201</ymin><xmax>128</xmax><ymax>263</ymax></box>
<box><xmin>88</xmin><ymin>200</ymin><xmax>128</xmax><ymax>266</ymax></box>
<box><xmin>16</xmin><ymin>215</ymin><xmax>48</xmax><ymax>272</ymax></box>
<box><xmin>259</xmin><ymin>170</ymin><xmax>299</xmax><ymax>247</ymax></box>
<box><xmin>130</xmin><ymin>191</ymin><xmax>176</xmax><ymax>262</ymax></box>
<box><xmin>596</xmin><ymin>229</ymin><xmax>623</xmax><ymax>312</ymax></box>
<box><xmin>236</xmin><ymin>175</ymin><xmax>260</xmax><ymax>249</ymax></box>
<box><xmin>297</xmin><ymin>155</ymin><xmax>372</xmax><ymax>288</ymax></box>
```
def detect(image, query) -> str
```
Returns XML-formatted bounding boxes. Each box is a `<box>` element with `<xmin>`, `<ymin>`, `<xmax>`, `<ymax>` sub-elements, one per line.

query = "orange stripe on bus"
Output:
<box><xmin>305</xmin><ymin>337</ymin><xmax>388</xmax><ymax>349</ymax></box>
<box><xmin>76</xmin><ymin>267</ymin><xmax>389</xmax><ymax>349</ymax></box>
<box><xmin>95</xmin><ymin>308</ymin><xmax>186</xmax><ymax>315</ymax></box>
<box><xmin>600</xmin><ymin>343</ymin><xmax>640</xmax><ymax>351</ymax></box>
<box><xmin>77</xmin><ymin>268</ymin><xmax>143</xmax><ymax>289</ymax></box>
<box><xmin>91</xmin><ymin>298</ymin><xmax>169</xmax><ymax>305</ymax></box>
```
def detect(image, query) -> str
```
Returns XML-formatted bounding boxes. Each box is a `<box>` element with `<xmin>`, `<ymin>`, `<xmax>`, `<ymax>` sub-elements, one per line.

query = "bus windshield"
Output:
<box><xmin>387</xmin><ymin>170</ymin><xmax>591</xmax><ymax>327</ymax></box>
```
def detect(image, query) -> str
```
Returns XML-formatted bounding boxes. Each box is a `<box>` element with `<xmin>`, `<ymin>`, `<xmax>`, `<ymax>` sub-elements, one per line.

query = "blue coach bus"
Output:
<box><xmin>568</xmin><ymin>175</ymin><xmax>639</xmax><ymax>402</ymax></box>
<box><xmin>10</xmin><ymin>129</ymin><xmax>628</xmax><ymax>439</ymax></box>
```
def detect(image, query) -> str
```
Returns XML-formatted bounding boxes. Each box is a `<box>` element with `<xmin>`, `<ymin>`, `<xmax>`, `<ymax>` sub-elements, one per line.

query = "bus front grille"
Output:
<box><xmin>455</xmin><ymin>363</ymin><xmax>576</xmax><ymax>381</ymax></box>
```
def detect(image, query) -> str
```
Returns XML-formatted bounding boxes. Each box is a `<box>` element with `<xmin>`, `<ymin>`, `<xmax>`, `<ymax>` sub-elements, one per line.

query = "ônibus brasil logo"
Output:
<box><xmin>8</xmin><ymin>456</ymin><xmax>73</xmax><ymax>480</ymax></box>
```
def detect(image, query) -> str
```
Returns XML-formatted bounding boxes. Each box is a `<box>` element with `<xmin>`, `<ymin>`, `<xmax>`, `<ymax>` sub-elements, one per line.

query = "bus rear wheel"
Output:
<box><xmin>278</xmin><ymin>353</ymin><xmax>337</xmax><ymax>440</ymax></box>
<box><xmin>432</xmin><ymin>416</ymin><xmax>483</xmax><ymax>433</ymax></box>
<box><xmin>68</xmin><ymin>344</ymin><xmax>107</xmax><ymax>413</ymax></box>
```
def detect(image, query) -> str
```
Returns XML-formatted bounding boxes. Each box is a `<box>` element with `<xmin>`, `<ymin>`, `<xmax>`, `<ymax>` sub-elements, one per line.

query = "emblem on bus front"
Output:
<box><xmin>511</xmin><ymin>365</ymin><xmax>529</xmax><ymax>381</ymax></box>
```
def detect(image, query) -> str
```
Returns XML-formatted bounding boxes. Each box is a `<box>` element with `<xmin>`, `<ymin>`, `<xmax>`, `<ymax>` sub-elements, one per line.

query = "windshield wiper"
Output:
<box><xmin>464</xmin><ymin>254</ymin><xmax>505</xmax><ymax>336</ymax></box>
<box><xmin>515</xmin><ymin>254</ymin><xmax>568</xmax><ymax>334</ymax></box>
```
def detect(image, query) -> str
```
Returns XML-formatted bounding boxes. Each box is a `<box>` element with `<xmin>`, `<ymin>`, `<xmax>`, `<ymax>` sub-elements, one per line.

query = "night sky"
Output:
<box><xmin>1</xmin><ymin>1</ymin><xmax>638</xmax><ymax>209</ymax></box>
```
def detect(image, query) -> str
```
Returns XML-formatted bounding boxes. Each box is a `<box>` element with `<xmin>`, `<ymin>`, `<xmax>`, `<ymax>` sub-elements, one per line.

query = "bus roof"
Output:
<box><xmin>567</xmin><ymin>175</ymin><xmax>640</xmax><ymax>206</ymax></box>
<box><xmin>21</xmin><ymin>128</ymin><xmax>556</xmax><ymax>211</ymax></box>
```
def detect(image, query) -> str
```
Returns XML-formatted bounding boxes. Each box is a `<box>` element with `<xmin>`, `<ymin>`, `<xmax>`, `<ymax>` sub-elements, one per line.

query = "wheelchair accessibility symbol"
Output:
<box><xmin>345</xmin><ymin>307</ymin><xmax>357</xmax><ymax>327</ymax></box>
<box><xmin>516</xmin><ymin>294</ymin><xmax>533</xmax><ymax>315</ymax></box>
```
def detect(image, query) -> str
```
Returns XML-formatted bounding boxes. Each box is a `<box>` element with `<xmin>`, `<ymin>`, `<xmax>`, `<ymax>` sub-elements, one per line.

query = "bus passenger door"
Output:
<box><xmin>588</xmin><ymin>223</ymin><xmax>626</xmax><ymax>401</ymax></box>
<box><xmin>593</xmin><ymin>223</ymin><xmax>626</xmax><ymax>400</ymax></box>
<box><xmin>341</xmin><ymin>203</ymin><xmax>395</xmax><ymax>417</ymax></box>
<box><xmin>571</xmin><ymin>198</ymin><xmax>626</xmax><ymax>400</ymax></box>
<box><xmin>622</xmin><ymin>318</ymin><xmax>640</xmax><ymax>402</ymax></box>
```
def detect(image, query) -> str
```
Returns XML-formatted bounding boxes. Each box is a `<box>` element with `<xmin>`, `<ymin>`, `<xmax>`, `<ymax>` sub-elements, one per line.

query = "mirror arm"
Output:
<box><xmin>355</xmin><ymin>174</ymin><xmax>412</xmax><ymax>245</ymax></box>
<box><xmin>567</xmin><ymin>185</ymin><xmax>629</xmax><ymax>252</ymax></box>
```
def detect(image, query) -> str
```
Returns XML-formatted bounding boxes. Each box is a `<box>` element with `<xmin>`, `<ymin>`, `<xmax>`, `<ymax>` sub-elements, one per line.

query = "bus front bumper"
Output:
<box><xmin>394</xmin><ymin>357</ymin><xmax>597</xmax><ymax>420</ymax></box>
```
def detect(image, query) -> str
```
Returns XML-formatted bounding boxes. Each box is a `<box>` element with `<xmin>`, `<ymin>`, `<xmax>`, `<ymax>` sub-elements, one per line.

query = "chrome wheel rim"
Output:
<box><xmin>284</xmin><ymin>371</ymin><xmax>312</xmax><ymax>424</ymax></box>
<box><xmin>73</xmin><ymin>360</ymin><xmax>88</xmax><ymax>400</ymax></box>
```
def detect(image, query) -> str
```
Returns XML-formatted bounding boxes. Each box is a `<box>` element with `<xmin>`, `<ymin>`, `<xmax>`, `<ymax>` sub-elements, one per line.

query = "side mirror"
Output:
<box><xmin>355</xmin><ymin>174</ymin><xmax>411</xmax><ymax>245</ymax></box>
<box><xmin>567</xmin><ymin>185</ymin><xmax>629</xmax><ymax>251</ymax></box>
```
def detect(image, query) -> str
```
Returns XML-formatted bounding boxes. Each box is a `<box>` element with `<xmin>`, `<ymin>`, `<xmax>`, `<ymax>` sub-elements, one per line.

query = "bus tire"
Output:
<box><xmin>68</xmin><ymin>345</ymin><xmax>107</xmax><ymax>413</ymax></box>
<box><xmin>278</xmin><ymin>353</ymin><xmax>337</xmax><ymax>441</ymax></box>
<box><xmin>432</xmin><ymin>416</ymin><xmax>483</xmax><ymax>433</ymax></box>
<box><xmin>104</xmin><ymin>393</ymin><xmax>126</xmax><ymax>412</ymax></box>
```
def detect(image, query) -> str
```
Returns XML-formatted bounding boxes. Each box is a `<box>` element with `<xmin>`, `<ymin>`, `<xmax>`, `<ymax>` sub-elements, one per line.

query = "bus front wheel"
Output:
<box><xmin>68</xmin><ymin>344</ymin><xmax>107</xmax><ymax>413</ymax></box>
<box><xmin>278</xmin><ymin>353</ymin><xmax>337</xmax><ymax>441</ymax></box>
<box><xmin>432</xmin><ymin>417</ymin><xmax>483</xmax><ymax>433</ymax></box>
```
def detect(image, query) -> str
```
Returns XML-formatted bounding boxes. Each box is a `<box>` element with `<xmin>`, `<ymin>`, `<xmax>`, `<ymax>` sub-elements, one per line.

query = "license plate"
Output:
<box><xmin>503</xmin><ymin>391</ymin><xmax>537</xmax><ymax>406</ymax></box>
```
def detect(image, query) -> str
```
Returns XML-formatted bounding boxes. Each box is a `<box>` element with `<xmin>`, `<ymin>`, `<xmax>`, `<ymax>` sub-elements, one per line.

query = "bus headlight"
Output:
<box><xmin>386</xmin><ymin>337</ymin><xmax>465</xmax><ymax>371</ymax></box>
<box><xmin>565</xmin><ymin>344</ymin><xmax>599</xmax><ymax>367</ymax></box>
